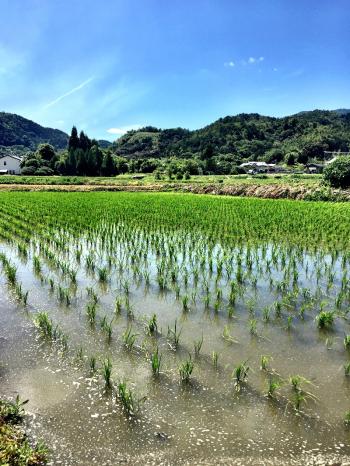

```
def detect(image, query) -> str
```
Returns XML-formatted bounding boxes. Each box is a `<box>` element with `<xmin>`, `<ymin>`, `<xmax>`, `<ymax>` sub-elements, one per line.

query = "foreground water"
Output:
<box><xmin>1</xmin><ymin>193</ymin><xmax>350</xmax><ymax>465</ymax></box>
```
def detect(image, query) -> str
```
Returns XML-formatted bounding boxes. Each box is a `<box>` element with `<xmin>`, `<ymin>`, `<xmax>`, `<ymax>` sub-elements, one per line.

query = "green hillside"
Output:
<box><xmin>113</xmin><ymin>110</ymin><xmax>350</xmax><ymax>164</ymax></box>
<box><xmin>0</xmin><ymin>112</ymin><xmax>68</xmax><ymax>153</ymax></box>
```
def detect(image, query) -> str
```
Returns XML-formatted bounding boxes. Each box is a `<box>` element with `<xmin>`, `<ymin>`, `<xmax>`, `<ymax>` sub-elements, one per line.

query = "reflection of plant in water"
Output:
<box><xmin>193</xmin><ymin>334</ymin><xmax>203</xmax><ymax>356</ymax></box>
<box><xmin>167</xmin><ymin>319</ymin><xmax>182</xmax><ymax>350</ymax></box>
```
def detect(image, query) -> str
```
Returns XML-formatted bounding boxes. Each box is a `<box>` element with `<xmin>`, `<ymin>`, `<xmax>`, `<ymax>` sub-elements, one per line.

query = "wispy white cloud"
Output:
<box><xmin>107</xmin><ymin>124</ymin><xmax>142</xmax><ymax>136</ymax></box>
<box><xmin>247</xmin><ymin>56</ymin><xmax>264</xmax><ymax>64</ymax></box>
<box><xmin>224</xmin><ymin>61</ymin><xmax>235</xmax><ymax>68</ymax></box>
<box><xmin>43</xmin><ymin>77</ymin><xmax>94</xmax><ymax>109</ymax></box>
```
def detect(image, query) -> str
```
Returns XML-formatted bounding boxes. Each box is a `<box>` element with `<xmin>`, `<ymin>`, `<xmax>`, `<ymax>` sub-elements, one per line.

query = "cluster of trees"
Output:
<box><xmin>57</xmin><ymin>127</ymin><xmax>115</xmax><ymax>176</ymax></box>
<box><xmin>21</xmin><ymin>144</ymin><xmax>58</xmax><ymax>175</ymax></box>
<box><xmin>21</xmin><ymin>127</ymin><xmax>117</xmax><ymax>176</ymax></box>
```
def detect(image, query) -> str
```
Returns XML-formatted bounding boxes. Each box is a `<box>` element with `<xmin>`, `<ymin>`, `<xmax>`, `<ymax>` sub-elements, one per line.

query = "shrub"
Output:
<box><xmin>20</xmin><ymin>166</ymin><xmax>36</xmax><ymax>175</ymax></box>
<box><xmin>35</xmin><ymin>167</ymin><xmax>55</xmax><ymax>176</ymax></box>
<box><xmin>323</xmin><ymin>157</ymin><xmax>350</xmax><ymax>189</ymax></box>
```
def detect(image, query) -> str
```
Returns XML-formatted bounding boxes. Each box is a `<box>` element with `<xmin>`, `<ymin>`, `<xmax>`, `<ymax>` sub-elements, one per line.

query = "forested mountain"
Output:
<box><xmin>113</xmin><ymin>110</ymin><xmax>350</xmax><ymax>164</ymax></box>
<box><xmin>0</xmin><ymin>112</ymin><xmax>68</xmax><ymax>153</ymax></box>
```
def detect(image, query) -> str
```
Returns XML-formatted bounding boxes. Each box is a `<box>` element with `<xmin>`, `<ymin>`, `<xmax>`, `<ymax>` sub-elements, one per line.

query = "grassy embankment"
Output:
<box><xmin>0</xmin><ymin>173</ymin><xmax>348</xmax><ymax>201</ymax></box>
<box><xmin>0</xmin><ymin>396</ymin><xmax>48</xmax><ymax>465</ymax></box>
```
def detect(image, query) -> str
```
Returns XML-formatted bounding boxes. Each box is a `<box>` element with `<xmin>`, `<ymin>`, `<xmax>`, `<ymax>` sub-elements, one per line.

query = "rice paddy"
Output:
<box><xmin>1</xmin><ymin>191</ymin><xmax>350</xmax><ymax>464</ymax></box>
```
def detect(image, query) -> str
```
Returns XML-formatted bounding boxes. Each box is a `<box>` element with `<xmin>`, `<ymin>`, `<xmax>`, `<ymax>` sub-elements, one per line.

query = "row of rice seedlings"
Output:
<box><xmin>34</xmin><ymin>312</ymin><xmax>68</xmax><ymax>350</ymax></box>
<box><xmin>0</xmin><ymin>253</ymin><xmax>17</xmax><ymax>285</ymax></box>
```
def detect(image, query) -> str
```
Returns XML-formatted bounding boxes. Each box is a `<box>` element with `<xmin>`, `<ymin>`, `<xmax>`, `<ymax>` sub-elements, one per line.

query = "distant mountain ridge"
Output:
<box><xmin>0</xmin><ymin>109</ymin><xmax>349</xmax><ymax>162</ymax></box>
<box><xmin>0</xmin><ymin>112</ymin><xmax>69</xmax><ymax>154</ymax></box>
<box><xmin>0</xmin><ymin>112</ymin><xmax>112</xmax><ymax>156</ymax></box>
<box><xmin>113</xmin><ymin>109</ymin><xmax>350</xmax><ymax>162</ymax></box>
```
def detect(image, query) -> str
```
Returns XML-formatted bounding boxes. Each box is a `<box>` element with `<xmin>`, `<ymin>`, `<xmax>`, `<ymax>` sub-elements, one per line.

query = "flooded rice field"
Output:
<box><xmin>1</xmin><ymin>192</ymin><xmax>350</xmax><ymax>465</ymax></box>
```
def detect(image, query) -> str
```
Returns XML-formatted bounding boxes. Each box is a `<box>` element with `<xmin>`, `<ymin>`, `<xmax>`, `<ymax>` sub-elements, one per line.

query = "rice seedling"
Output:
<box><xmin>102</xmin><ymin>357</ymin><xmax>112</xmax><ymax>388</ymax></box>
<box><xmin>33</xmin><ymin>256</ymin><xmax>41</xmax><ymax>274</ymax></box>
<box><xmin>122</xmin><ymin>326</ymin><xmax>138</xmax><ymax>350</ymax></box>
<box><xmin>316</xmin><ymin>310</ymin><xmax>335</xmax><ymax>329</ymax></box>
<box><xmin>262</xmin><ymin>306</ymin><xmax>271</xmax><ymax>323</ymax></box>
<box><xmin>344</xmin><ymin>362</ymin><xmax>350</xmax><ymax>376</ymax></box>
<box><xmin>260</xmin><ymin>355</ymin><xmax>271</xmax><ymax>371</ymax></box>
<box><xmin>34</xmin><ymin>312</ymin><xmax>53</xmax><ymax>339</ymax></box>
<box><xmin>89</xmin><ymin>355</ymin><xmax>97</xmax><ymax>373</ymax></box>
<box><xmin>227</xmin><ymin>305</ymin><xmax>235</xmax><ymax>319</ymax></box>
<box><xmin>344</xmin><ymin>411</ymin><xmax>350</xmax><ymax>426</ymax></box>
<box><xmin>344</xmin><ymin>335</ymin><xmax>350</xmax><ymax>350</ymax></box>
<box><xmin>293</xmin><ymin>389</ymin><xmax>306</xmax><ymax>411</ymax></box>
<box><xmin>103</xmin><ymin>321</ymin><xmax>113</xmax><ymax>343</ymax></box>
<box><xmin>69</xmin><ymin>269</ymin><xmax>77</xmax><ymax>284</ymax></box>
<box><xmin>232</xmin><ymin>361</ymin><xmax>249</xmax><ymax>391</ymax></box>
<box><xmin>86</xmin><ymin>302</ymin><xmax>97</xmax><ymax>325</ymax></box>
<box><xmin>212</xmin><ymin>351</ymin><xmax>219</xmax><ymax>368</ymax></box>
<box><xmin>4</xmin><ymin>261</ymin><xmax>17</xmax><ymax>285</ymax></box>
<box><xmin>117</xmin><ymin>381</ymin><xmax>145</xmax><ymax>416</ymax></box>
<box><xmin>76</xmin><ymin>346</ymin><xmax>84</xmax><ymax>361</ymax></box>
<box><xmin>249</xmin><ymin>319</ymin><xmax>258</xmax><ymax>336</ymax></box>
<box><xmin>98</xmin><ymin>266</ymin><xmax>109</xmax><ymax>282</ymax></box>
<box><xmin>115</xmin><ymin>296</ymin><xmax>123</xmax><ymax>314</ymax></box>
<box><xmin>147</xmin><ymin>314</ymin><xmax>158</xmax><ymax>335</ymax></box>
<box><xmin>289</xmin><ymin>375</ymin><xmax>311</xmax><ymax>391</ymax></box>
<box><xmin>266</xmin><ymin>376</ymin><xmax>282</xmax><ymax>398</ymax></box>
<box><xmin>14</xmin><ymin>283</ymin><xmax>28</xmax><ymax>305</ymax></box>
<box><xmin>151</xmin><ymin>347</ymin><xmax>162</xmax><ymax>376</ymax></box>
<box><xmin>179</xmin><ymin>356</ymin><xmax>194</xmax><ymax>383</ymax></box>
<box><xmin>57</xmin><ymin>286</ymin><xmax>71</xmax><ymax>306</ymax></box>
<box><xmin>86</xmin><ymin>286</ymin><xmax>98</xmax><ymax>304</ymax></box>
<box><xmin>182</xmin><ymin>295</ymin><xmax>189</xmax><ymax>312</ymax></box>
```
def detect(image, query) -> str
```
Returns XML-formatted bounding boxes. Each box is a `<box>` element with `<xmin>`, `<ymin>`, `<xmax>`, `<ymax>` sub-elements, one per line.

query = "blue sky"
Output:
<box><xmin>0</xmin><ymin>0</ymin><xmax>349</xmax><ymax>140</ymax></box>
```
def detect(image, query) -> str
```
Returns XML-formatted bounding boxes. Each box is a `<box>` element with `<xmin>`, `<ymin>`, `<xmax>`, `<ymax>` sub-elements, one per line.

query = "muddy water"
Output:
<box><xmin>1</xmin><ymin>230</ymin><xmax>350</xmax><ymax>465</ymax></box>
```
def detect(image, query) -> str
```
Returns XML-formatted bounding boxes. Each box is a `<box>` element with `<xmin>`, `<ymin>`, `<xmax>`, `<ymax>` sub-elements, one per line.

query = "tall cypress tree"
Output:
<box><xmin>68</xmin><ymin>126</ymin><xmax>80</xmax><ymax>151</ymax></box>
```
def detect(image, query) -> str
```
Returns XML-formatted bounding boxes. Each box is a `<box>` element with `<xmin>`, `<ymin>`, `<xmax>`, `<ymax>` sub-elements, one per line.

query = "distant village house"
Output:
<box><xmin>0</xmin><ymin>154</ymin><xmax>22</xmax><ymax>175</ymax></box>
<box><xmin>239</xmin><ymin>161</ymin><xmax>277</xmax><ymax>174</ymax></box>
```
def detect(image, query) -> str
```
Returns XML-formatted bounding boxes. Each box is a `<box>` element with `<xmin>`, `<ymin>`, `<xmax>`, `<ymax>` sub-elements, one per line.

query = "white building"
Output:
<box><xmin>239</xmin><ymin>161</ymin><xmax>276</xmax><ymax>174</ymax></box>
<box><xmin>0</xmin><ymin>154</ymin><xmax>22</xmax><ymax>175</ymax></box>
